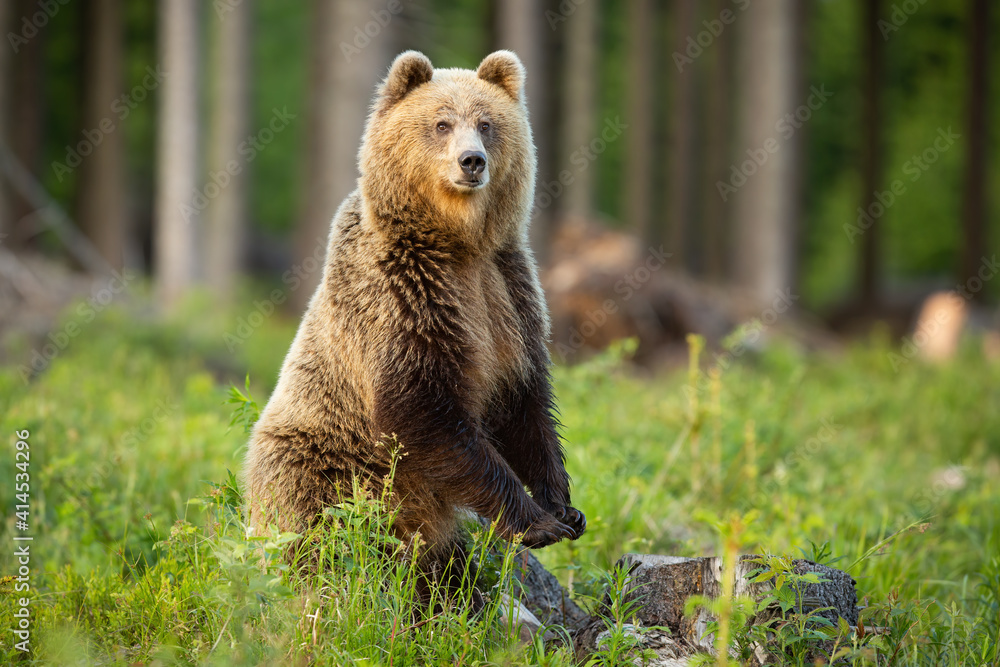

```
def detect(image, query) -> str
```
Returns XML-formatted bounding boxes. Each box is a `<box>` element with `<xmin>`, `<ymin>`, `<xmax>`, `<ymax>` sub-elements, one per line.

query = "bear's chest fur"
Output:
<box><xmin>453</xmin><ymin>259</ymin><xmax>526</xmax><ymax>415</ymax></box>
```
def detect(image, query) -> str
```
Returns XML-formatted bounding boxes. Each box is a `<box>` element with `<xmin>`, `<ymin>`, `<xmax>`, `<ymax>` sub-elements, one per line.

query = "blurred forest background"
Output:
<box><xmin>0</xmin><ymin>0</ymin><xmax>996</xmax><ymax>359</ymax></box>
<box><xmin>2</xmin><ymin>2</ymin><xmax>1000</xmax><ymax>662</ymax></box>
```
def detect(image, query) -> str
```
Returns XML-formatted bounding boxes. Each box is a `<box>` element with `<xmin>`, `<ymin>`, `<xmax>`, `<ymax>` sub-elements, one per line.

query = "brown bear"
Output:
<box><xmin>242</xmin><ymin>50</ymin><xmax>585</xmax><ymax>567</ymax></box>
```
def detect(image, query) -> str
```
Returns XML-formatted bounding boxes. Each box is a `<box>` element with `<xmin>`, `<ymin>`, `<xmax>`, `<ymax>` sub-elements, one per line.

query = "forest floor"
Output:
<box><xmin>0</xmin><ymin>294</ymin><xmax>998</xmax><ymax>665</ymax></box>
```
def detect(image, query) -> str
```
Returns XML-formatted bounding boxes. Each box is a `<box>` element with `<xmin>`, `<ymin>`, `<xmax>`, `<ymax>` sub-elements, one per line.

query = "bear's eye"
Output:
<box><xmin>479</xmin><ymin>122</ymin><xmax>491</xmax><ymax>133</ymax></box>
<box><xmin>436</xmin><ymin>121</ymin><xmax>450</xmax><ymax>133</ymax></box>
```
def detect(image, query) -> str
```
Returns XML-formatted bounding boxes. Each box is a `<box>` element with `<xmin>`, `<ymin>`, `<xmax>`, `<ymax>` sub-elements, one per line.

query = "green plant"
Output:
<box><xmin>3</xmin><ymin>301</ymin><xmax>1000</xmax><ymax>664</ymax></box>
<box><xmin>226</xmin><ymin>373</ymin><xmax>261</xmax><ymax>434</ymax></box>
<box><xmin>581</xmin><ymin>561</ymin><xmax>662</xmax><ymax>666</ymax></box>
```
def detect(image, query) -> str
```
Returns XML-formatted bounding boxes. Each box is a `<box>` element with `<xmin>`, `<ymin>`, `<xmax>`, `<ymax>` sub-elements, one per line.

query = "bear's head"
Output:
<box><xmin>359</xmin><ymin>50</ymin><xmax>536</xmax><ymax>249</ymax></box>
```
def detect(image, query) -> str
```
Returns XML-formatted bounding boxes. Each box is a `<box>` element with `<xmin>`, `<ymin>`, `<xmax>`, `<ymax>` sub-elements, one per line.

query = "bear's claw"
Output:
<box><xmin>520</xmin><ymin>514</ymin><xmax>577</xmax><ymax>548</ymax></box>
<box><xmin>554</xmin><ymin>506</ymin><xmax>587</xmax><ymax>539</ymax></box>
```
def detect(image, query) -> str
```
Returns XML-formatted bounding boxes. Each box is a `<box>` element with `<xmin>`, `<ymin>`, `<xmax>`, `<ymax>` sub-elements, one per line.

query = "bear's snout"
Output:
<box><xmin>459</xmin><ymin>150</ymin><xmax>487</xmax><ymax>178</ymax></box>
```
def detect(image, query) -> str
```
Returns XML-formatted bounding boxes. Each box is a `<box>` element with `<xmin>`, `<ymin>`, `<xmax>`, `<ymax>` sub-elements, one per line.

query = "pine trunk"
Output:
<box><xmin>961</xmin><ymin>0</ymin><xmax>989</xmax><ymax>299</ymax></box>
<box><xmin>204</xmin><ymin>0</ymin><xmax>252</xmax><ymax>304</ymax></box>
<box><xmin>294</xmin><ymin>0</ymin><xmax>392</xmax><ymax>312</ymax></box>
<box><xmin>154</xmin><ymin>0</ymin><xmax>201</xmax><ymax>308</ymax></box>
<box><xmin>625</xmin><ymin>0</ymin><xmax>654</xmax><ymax>242</ymax></box>
<box><xmin>731</xmin><ymin>0</ymin><xmax>804</xmax><ymax>306</ymax></box>
<box><xmin>76</xmin><ymin>0</ymin><xmax>127</xmax><ymax>270</ymax></box>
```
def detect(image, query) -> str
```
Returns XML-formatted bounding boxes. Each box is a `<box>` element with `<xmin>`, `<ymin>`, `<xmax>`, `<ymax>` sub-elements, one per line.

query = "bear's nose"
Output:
<box><xmin>459</xmin><ymin>150</ymin><xmax>487</xmax><ymax>177</ymax></box>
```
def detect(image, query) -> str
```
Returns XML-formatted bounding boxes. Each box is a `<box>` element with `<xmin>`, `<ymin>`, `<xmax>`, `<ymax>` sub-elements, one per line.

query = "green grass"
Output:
<box><xmin>1</xmin><ymin>296</ymin><xmax>998</xmax><ymax>664</ymax></box>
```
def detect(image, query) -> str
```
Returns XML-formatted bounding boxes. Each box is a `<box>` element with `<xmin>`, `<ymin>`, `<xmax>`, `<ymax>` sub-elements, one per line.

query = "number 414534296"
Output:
<box><xmin>14</xmin><ymin>429</ymin><xmax>30</xmax><ymax>530</ymax></box>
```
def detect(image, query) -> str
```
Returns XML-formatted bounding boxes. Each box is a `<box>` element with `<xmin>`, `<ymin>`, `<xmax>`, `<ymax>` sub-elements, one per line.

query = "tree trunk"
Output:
<box><xmin>204</xmin><ymin>0</ymin><xmax>252</xmax><ymax>304</ymax></box>
<box><xmin>625</xmin><ymin>0</ymin><xmax>654</xmax><ymax>242</ymax></box>
<box><xmin>294</xmin><ymin>0</ymin><xmax>393</xmax><ymax>312</ymax></box>
<box><xmin>493</xmin><ymin>0</ymin><xmax>556</xmax><ymax>262</ymax></box>
<box><xmin>76</xmin><ymin>0</ymin><xmax>127</xmax><ymax>270</ymax></box>
<box><xmin>0</xmin><ymin>0</ymin><xmax>11</xmax><ymax>245</ymax></box>
<box><xmin>4</xmin><ymin>0</ymin><xmax>47</xmax><ymax>253</ymax></box>
<box><xmin>557</xmin><ymin>0</ymin><xmax>597</xmax><ymax>224</ymax></box>
<box><xmin>667</xmin><ymin>0</ymin><xmax>698</xmax><ymax>271</ymax></box>
<box><xmin>961</xmin><ymin>0</ymin><xmax>988</xmax><ymax>299</ymax></box>
<box><xmin>731</xmin><ymin>0</ymin><xmax>804</xmax><ymax>306</ymax></box>
<box><xmin>154</xmin><ymin>0</ymin><xmax>200</xmax><ymax>309</ymax></box>
<box><xmin>859</xmin><ymin>0</ymin><xmax>883</xmax><ymax>308</ymax></box>
<box><xmin>701</xmin><ymin>0</ymin><xmax>733</xmax><ymax>282</ymax></box>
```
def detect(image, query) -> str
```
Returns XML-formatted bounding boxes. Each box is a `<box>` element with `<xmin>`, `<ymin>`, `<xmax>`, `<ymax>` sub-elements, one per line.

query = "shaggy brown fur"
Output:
<box><xmin>243</xmin><ymin>50</ymin><xmax>585</xmax><ymax>564</ymax></box>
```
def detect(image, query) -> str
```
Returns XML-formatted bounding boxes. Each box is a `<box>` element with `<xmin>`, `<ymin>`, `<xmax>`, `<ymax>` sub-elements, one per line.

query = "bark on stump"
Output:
<box><xmin>515</xmin><ymin>552</ymin><xmax>859</xmax><ymax>665</ymax></box>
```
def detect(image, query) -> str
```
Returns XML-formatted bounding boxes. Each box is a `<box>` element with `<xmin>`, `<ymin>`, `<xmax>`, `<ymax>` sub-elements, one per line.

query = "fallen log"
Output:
<box><xmin>510</xmin><ymin>550</ymin><xmax>590</xmax><ymax>631</ymax></box>
<box><xmin>542</xmin><ymin>219</ymin><xmax>841</xmax><ymax>367</ymax></box>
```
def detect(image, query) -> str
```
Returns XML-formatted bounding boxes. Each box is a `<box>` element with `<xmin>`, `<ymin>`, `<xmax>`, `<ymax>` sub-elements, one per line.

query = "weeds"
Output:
<box><xmin>583</xmin><ymin>562</ymin><xmax>660</xmax><ymax>665</ymax></box>
<box><xmin>1</xmin><ymin>302</ymin><xmax>998</xmax><ymax>663</ymax></box>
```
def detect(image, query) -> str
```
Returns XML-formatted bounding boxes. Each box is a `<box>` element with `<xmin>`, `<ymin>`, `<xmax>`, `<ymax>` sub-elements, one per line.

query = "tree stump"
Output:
<box><xmin>514</xmin><ymin>552</ymin><xmax>860</xmax><ymax>665</ymax></box>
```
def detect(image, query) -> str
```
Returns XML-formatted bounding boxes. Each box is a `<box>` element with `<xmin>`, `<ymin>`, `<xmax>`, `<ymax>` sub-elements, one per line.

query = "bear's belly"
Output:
<box><xmin>460</xmin><ymin>264</ymin><xmax>526</xmax><ymax>415</ymax></box>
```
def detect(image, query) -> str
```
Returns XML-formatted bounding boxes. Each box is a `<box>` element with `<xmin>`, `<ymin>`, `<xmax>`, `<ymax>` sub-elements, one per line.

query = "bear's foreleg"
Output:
<box><xmin>487</xmin><ymin>373</ymin><xmax>586</xmax><ymax>540</ymax></box>
<box><xmin>491</xmin><ymin>247</ymin><xmax>587</xmax><ymax>539</ymax></box>
<box><xmin>373</xmin><ymin>353</ymin><xmax>576</xmax><ymax>549</ymax></box>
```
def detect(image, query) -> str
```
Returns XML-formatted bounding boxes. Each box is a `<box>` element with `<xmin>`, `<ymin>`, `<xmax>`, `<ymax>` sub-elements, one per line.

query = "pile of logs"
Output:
<box><xmin>541</xmin><ymin>220</ymin><xmax>840</xmax><ymax>367</ymax></box>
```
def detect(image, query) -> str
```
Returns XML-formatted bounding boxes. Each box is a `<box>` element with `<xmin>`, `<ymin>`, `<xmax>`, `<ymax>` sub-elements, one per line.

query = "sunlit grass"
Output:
<box><xmin>1</xmin><ymin>297</ymin><xmax>998</xmax><ymax>664</ymax></box>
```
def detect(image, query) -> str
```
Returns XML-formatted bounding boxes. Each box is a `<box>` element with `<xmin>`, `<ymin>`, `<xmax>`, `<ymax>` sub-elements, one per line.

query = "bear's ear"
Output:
<box><xmin>477</xmin><ymin>50</ymin><xmax>525</xmax><ymax>102</ymax></box>
<box><xmin>379</xmin><ymin>51</ymin><xmax>434</xmax><ymax>107</ymax></box>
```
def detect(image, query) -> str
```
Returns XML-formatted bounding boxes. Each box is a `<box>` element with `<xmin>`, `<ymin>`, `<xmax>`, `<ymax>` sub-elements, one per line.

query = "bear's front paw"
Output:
<box><xmin>552</xmin><ymin>505</ymin><xmax>586</xmax><ymax>539</ymax></box>
<box><xmin>519</xmin><ymin>514</ymin><xmax>576</xmax><ymax>549</ymax></box>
